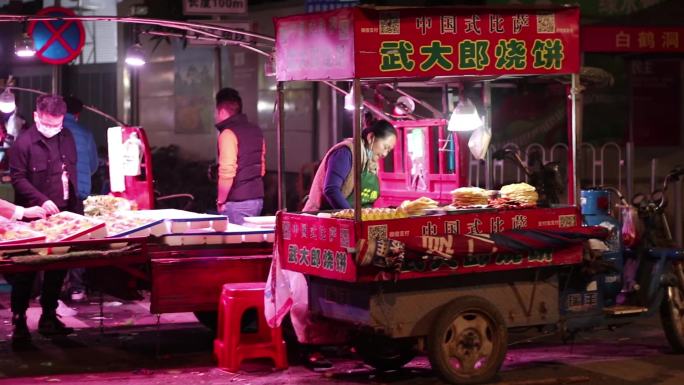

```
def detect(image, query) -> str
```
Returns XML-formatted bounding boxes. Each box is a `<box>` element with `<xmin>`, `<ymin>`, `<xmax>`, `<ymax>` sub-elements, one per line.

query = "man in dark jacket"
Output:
<box><xmin>214</xmin><ymin>88</ymin><xmax>265</xmax><ymax>224</ymax></box>
<box><xmin>7</xmin><ymin>94</ymin><xmax>80</xmax><ymax>342</ymax></box>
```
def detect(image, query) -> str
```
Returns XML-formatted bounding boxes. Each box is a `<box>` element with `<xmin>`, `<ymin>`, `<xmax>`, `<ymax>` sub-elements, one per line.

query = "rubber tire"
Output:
<box><xmin>194</xmin><ymin>311</ymin><xmax>218</xmax><ymax>334</ymax></box>
<box><xmin>354</xmin><ymin>334</ymin><xmax>417</xmax><ymax>371</ymax></box>
<box><xmin>427</xmin><ymin>296</ymin><xmax>508</xmax><ymax>385</ymax></box>
<box><xmin>661</xmin><ymin>286</ymin><xmax>684</xmax><ymax>353</ymax></box>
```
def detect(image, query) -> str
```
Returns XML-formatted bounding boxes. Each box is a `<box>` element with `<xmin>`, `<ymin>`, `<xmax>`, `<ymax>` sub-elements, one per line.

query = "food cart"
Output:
<box><xmin>0</xmin><ymin>207</ymin><xmax>274</xmax><ymax>326</ymax></box>
<box><xmin>0</xmin><ymin>6</ymin><xmax>281</xmax><ymax>322</ymax></box>
<box><xmin>0</xmin><ymin>127</ymin><xmax>272</xmax><ymax>329</ymax></box>
<box><xmin>272</xmin><ymin>5</ymin><xmax>595</xmax><ymax>384</ymax></box>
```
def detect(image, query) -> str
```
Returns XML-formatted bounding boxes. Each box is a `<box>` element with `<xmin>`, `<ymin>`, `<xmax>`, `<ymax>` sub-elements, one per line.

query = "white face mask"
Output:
<box><xmin>35</xmin><ymin>114</ymin><xmax>63</xmax><ymax>138</ymax></box>
<box><xmin>37</xmin><ymin>123</ymin><xmax>62</xmax><ymax>138</ymax></box>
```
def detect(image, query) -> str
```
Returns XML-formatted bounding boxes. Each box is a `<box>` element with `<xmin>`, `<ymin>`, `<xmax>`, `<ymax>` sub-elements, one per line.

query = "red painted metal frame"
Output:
<box><xmin>110</xmin><ymin>127</ymin><xmax>155</xmax><ymax>210</ymax></box>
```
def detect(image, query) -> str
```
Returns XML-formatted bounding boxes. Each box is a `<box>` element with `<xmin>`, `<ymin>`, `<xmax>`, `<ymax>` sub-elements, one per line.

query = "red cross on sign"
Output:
<box><xmin>28</xmin><ymin>7</ymin><xmax>85</xmax><ymax>65</ymax></box>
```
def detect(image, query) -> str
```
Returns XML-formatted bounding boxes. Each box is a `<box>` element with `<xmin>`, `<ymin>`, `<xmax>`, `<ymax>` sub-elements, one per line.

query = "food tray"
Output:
<box><xmin>242</xmin><ymin>216</ymin><xmax>276</xmax><ymax>229</ymax></box>
<box><xmin>102</xmin><ymin>213</ymin><xmax>166</xmax><ymax>238</ymax></box>
<box><xmin>0</xmin><ymin>220</ymin><xmax>46</xmax><ymax>251</ymax></box>
<box><xmin>27</xmin><ymin>212</ymin><xmax>106</xmax><ymax>253</ymax></box>
<box><xmin>161</xmin><ymin>224</ymin><xmax>274</xmax><ymax>246</ymax></box>
<box><xmin>132</xmin><ymin>209</ymin><xmax>228</xmax><ymax>233</ymax></box>
<box><xmin>28</xmin><ymin>212</ymin><xmax>106</xmax><ymax>242</ymax></box>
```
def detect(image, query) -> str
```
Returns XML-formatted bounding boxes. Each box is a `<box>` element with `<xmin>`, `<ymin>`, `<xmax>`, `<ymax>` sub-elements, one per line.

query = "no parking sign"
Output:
<box><xmin>28</xmin><ymin>7</ymin><xmax>85</xmax><ymax>65</ymax></box>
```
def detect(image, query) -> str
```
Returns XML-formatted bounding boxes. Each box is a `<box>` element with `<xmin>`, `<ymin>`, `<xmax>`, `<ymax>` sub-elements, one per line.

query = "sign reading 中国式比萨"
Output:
<box><xmin>182</xmin><ymin>0</ymin><xmax>246</xmax><ymax>15</ymax></box>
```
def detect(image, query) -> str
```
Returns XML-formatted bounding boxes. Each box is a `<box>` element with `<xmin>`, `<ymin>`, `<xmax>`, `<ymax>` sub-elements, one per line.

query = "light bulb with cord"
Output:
<box><xmin>0</xmin><ymin>88</ymin><xmax>16</xmax><ymax>114</ymax></box>
<box><xmin>447</xmin><ymin>97</ymin><xmax>483</xmax><ymax>132</ymax></box>
<box><xmin>125</xmin><ymin>42</ymin><xmax>146</xmax><ymax>66</ymax></box>
<box><xmin>14</xmin><ymin>32</ymin><xmax>36</xmax><ymax>57</ymax></box>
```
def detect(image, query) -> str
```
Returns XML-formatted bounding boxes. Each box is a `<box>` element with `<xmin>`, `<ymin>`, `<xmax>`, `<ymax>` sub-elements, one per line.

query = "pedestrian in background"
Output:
<box><xmin>214</xmin><ymin>88</ymin><xmax>266</xmax><ymax>224</ymax></box>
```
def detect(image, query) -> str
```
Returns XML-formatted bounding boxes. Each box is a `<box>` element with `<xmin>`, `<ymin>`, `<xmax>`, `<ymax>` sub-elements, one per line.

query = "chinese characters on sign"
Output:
<box><xmin>582</xmin><ymin>27</ymin><xmax>684</xmax><ymax>53</ymax></box>
<box><xmin>371</xmin><ymin>10</ymin><xmax>575</xmax><ymax>75</ymax></box>
<box><xmin>275</xmin><ymin>7</ymin><xmax>578</xmax><ymax>81</ymax></box>
<box><xmin>183</xmin><ymin>0</ymin><xmax>247</xmax><ymax>15</ymax></box>
<box><xmin>281</xmin><ymin>217</ymin><xmax>353</xmax><ymax>277</ymax></box>
<box><xmin>378</xmin><ymin>37</ymin><xmax>565</xmax><ymax>73</ymax></box>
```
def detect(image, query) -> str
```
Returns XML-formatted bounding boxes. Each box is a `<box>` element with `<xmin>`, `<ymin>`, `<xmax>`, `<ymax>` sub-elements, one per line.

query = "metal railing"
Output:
<box><xmin>469</xmin><ymin>143</ymin><xmax>683</xmax><ymax>247</ymax></box>
<box><xmin>472</xmin><ymin>141</ymin><xmax>625</xmax><ymax>190</ymax></box>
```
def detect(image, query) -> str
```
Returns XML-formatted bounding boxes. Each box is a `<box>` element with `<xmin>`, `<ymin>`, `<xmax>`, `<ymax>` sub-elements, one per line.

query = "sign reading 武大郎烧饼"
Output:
<box><xmin>278</xmin><ymin>213</ymin><xmax>357</xmax><ymax>281</ymax></box>
<box><xmin>275</xmin><ymin>6</ymin><xmax>580</xmax><ymax>81</ymax></box>
<box><xmin>182</xmin><ymin>0</ymin><xmax>246</xmax><ymax>15</ymax></box>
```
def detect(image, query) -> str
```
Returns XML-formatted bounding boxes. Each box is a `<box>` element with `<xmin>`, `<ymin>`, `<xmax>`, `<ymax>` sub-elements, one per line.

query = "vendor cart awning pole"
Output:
<box><xmin>277</xmin><ymin>81</ymin><xmax>286</xmax><ymax>210</ymax></box>
<box><xmin>569</xmin><ymin>73</ymin><xmax>582</xmax><ymax>206</ymax></box>
<box><xmin>484</xmin><ymin>82</ymin><xmax>493</xmax><ymax>190</ymax></box>
<box><xmin>353</xmin><ymin>78</ymin><xmax>362</xmax><ymax>222</ymax></box>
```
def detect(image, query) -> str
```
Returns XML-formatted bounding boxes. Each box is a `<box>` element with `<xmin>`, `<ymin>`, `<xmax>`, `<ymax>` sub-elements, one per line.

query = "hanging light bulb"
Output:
<box><xmin>447</xmin><ymin>98</ymin><xmax>483</xmax><ymax>132</ymax></box>
<box><xmin>344</xmin><ymin>90</ymin><xmax>355</xmax><ymax>111</ymax></box>
<box><xmin>0</xmin><ymin>88</ymin><xmax>16</xmax><ymax>114</ymax></box>
<box><xmin>392</xmin><ymin>95</ymin><xmax>416</xmax><ymax>116</ymax></box>
<box><xmin>14</xmin><ymin>33</ymin><xmax>36</xmax><ymax>57</ymax></box>
<box><xmin>125</xmin><ymin>43</ymin><xmax>146</xmax><ymax>66</ymax></box>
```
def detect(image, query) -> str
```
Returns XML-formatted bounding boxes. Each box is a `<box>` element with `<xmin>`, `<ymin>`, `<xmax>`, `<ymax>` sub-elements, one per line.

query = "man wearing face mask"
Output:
<box><xmin>6</xmin><ymin>94</ymin><xmax>80</xmax><ymax>342</ymax></box>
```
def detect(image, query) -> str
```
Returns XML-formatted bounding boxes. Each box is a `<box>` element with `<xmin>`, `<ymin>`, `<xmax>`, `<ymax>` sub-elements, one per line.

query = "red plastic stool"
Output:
<box><xmin>213</xmin><ymin>282</ymin><xmax>288</xmax><ymax>372</ymax></box>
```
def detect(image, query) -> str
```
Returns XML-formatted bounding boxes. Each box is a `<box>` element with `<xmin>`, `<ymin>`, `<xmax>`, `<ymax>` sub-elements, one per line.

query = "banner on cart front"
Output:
<box><xmin>278</xmin><ymin>213</ymin><xmax>358</xmax><ymax>281</ymax></box>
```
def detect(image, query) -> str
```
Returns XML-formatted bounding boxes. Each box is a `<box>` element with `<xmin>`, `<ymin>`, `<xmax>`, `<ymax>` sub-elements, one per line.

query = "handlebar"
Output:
<box><xmin>629</xmin><ymin>166</ymin><xmax>684</xmax><ymax>212</ymax></box>
<box><xmin>597</xmin><ymin>186</ymin><xmax>629</xmax><ymax>207</ymax></box>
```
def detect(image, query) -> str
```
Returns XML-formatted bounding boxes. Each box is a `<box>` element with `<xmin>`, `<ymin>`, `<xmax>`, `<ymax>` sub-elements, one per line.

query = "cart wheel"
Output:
<box><xmin>194</xmin><ymin>311</ymin><xmax>217</xmax><ymax>334</ymax></box>
<box><xmin>354</xmin><ymin>334</ymin><xmax>417</xmax><ymax>371</ymax></box>
<box><xmin>661</xmin><ymin>278</ymin><xmax>684</xmax><ymax>353</ymax></box>
<box><xmin>427</xmin><ymin>296</ymin><xmax>507</xmax><ymax>385</ymax></box>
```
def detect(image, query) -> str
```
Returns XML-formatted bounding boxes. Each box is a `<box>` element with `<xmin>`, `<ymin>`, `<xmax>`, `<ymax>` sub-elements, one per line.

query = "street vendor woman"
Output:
<box><xmin>303</xmin><ymin>119</ymin><xmax>397</xmax><ymax>211</ymax></box>
<box><xmin>7</xmin><ymin>94</ymin><xmax>82</xmax><ymax>343</ymax></box>
<box><xmin>291</xmin><ymin>119</ymin><xmax>397</xmax><ymax>369</ymax></box>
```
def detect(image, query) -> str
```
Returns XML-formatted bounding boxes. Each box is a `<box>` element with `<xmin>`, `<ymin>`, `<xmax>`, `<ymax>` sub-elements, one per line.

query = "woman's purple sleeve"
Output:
<box><xmin>323</xmin><ymin>147</ymin><xmax>353</xmax><ymax>209</ymax></box>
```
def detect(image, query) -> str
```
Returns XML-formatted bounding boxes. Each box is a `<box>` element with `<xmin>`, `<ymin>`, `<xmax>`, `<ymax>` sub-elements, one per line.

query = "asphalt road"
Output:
<box><xmin>0</xmin><ymin>293</ymin><xmax>682</xmax><ymax>385</ymax></box>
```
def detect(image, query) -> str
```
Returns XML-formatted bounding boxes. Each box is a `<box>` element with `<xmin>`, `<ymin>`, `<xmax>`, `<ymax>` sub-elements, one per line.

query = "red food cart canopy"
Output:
<box><xmin>275</xmin><ymin>6</ymin><xmax>580</xmax><ymax>81</ymax></box>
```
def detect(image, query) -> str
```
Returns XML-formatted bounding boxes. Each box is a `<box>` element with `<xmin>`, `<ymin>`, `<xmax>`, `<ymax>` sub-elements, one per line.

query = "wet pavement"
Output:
<box><xmin>0</xmin><ymin>290</ymin><xmax>682</xmax><ymax>385</ymax></box>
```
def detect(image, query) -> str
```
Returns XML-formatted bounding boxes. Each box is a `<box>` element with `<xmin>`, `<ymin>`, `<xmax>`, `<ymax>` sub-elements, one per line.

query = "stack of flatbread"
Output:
<box><xmin>500</xmin><ymin>183</ymin><xmax>538</xmax><ymax>206</ymax></box>
<box><xmin>400</xmin><ymin>197</ymin><xmax>439</xmax><ymax>216</ymax></box>
<box><xmin>450</xmin><ymin>187</ymin><xmax>489</xmax><ymax>207</ymax></box>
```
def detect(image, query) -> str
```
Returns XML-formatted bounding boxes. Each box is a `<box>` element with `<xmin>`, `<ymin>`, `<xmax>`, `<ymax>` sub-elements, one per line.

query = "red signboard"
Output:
<box><xmin>583</xmin><ymin>26</ymin><xmax>684</xmax><ymax>53</ymax></box>
<box><xmin>278</xmin><ymin>214</ymin><xmax>358</xmax><ymax>281</ymax></box>
<box><xmin>279</xmin><ymin>206</ymin><xmax>582</xmax><ymax>282</ymax></box>
<box><xmin>275</xmin><ymin>6</ymin><xmax>580</xmax><ymax>81</ymax></box>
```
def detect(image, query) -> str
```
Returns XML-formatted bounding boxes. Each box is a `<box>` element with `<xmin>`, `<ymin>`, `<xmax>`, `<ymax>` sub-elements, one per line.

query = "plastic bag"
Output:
<box><xmin>619</xmin><ymin>204</ymin><xmax>640</xmax><ymax>247</ymax></box>
<box><xmin>468</xmin><ymin>125</ymin><xmax>492</xmax><ymax>161</ymax></box>
<box><xmin>264</xmin><ymin>230</ymin><xmax>293</xmax><ymax>328</ymax></box>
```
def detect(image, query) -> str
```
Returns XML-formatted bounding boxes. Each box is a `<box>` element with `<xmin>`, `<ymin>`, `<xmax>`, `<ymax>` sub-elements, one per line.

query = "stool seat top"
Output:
<box><xmin>222</xmin><ymin>282</ymin><xmax>266</xmax><ymax>293</ymax></box>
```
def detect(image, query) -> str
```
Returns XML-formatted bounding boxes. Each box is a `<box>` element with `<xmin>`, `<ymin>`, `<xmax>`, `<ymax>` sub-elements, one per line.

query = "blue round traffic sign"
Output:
<box><xmin>28</xmin><ymin>7</ymin><xmax>85</xmax><ymax>65</ymax></box>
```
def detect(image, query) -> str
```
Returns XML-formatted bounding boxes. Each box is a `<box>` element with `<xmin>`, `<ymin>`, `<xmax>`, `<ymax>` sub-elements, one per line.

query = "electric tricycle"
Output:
<box><xmin>270</xmin><ymin>5</ymin><xmax>684</xmax><ymax>385</ymax></box>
